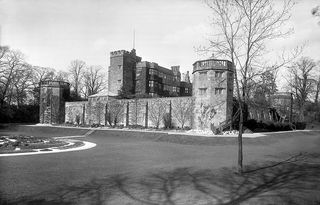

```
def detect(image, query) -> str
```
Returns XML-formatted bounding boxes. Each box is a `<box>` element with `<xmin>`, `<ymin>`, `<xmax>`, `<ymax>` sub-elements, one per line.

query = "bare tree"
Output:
<box><xmin>12</xmin><ymin>64</ymin><xmax>34</xmax><ymax>107</ymax></box>
<box><xmin>287</xmin><ymin>57</ymin><xmax>316</xmax><ymax>121</ymax></box>
<box><xmin>83</xmin><ymin>66</ymin><xmax>105</xmax><ymax>98</ymax></box>
<box><xmin>54</xmin><ymin>70</ymin><xmax>69</xmax><ymax>82</ymax></box>
<box><xmin>203</xmin><ymin>0</ymin><xmax>295</xmax><ymax>172</ymax></box>
<box><xmin>172</xmin><ymin>98</ymin><xmax>194</xmax><ymax>128</ymax></box>
<box><xmin>69</xmin><ymin>59</ymin><xmax>86</xmax><ymax>99</ymax></box>
<box><xmin>106</xmin><ymin>100</ymin><xmax>125</xmax><ymax>126</ymax></box>
<box><xmin>313</xmin><ymin>61</ymin><xmax>320</xmax><ymax>104</ymax></box>
<box><xmin>312</xmin><ymin>6</ymin><xmax>320</xmax><ymax>25</ymax></box>
<box><xmin>0</xmin><ymin>48</ymin><xmax>26</xmax><ymax>107</ymax></box>
<box><xmin>32</xmin><ymin>66</ymin><xmax>56</xmax><ymax>83</ymax></box>
<box><xmin>251</xmin><ymin>69</ymin><xmax>278</xmax><ymax>107</ymax></box>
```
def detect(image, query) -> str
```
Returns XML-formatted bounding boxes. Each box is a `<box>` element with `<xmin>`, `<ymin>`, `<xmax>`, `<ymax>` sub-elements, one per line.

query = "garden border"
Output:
<box><xmin>0</xmin><ymin>140</ymin><xmax>96</xmax><ymax>157</ymax></box>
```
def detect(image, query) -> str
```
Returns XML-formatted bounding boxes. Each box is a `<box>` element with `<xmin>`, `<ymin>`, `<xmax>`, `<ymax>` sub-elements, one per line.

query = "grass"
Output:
<box><xmin>0</xmin><ymin>124</ymin><xmax>320</xmax><ymax>204</ymax></box>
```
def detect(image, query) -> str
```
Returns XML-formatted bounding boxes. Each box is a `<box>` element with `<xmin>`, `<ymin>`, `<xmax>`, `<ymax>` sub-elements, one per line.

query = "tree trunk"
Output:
<box><xmin>238</xmin><ymin>100</ymin><xmax>244</xmax><ymax>173</ymax></box>
<box><xmin>315</xmin><ymin>80</ymin><xmax>320</xmax><ymax>104</ymax></box>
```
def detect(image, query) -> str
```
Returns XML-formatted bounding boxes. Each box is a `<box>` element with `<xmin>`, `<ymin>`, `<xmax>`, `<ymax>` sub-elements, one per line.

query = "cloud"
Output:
<box><xmin>161</xmin><ymin>24</ymin><xmax>210</xmax><ymax>46</ymax></box>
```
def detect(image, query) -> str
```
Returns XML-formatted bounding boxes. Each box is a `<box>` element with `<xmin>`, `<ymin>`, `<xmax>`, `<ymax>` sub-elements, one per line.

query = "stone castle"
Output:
<box><xmin>40</xmin><ymin>49</ymin><xmax>234</xmax><ymax>131</ymax></box>
<box><xmin>108</xmin><ymin>49</ymin><xmax>192</xmax><ymax>97</ymax></box>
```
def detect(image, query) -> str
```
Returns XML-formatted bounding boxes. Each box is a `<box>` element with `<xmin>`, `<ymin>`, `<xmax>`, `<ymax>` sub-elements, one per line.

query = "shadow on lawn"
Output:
<box><xmin>1</xmin><ymin>155</ymin><xmax>320</xmax><ymax>205</ymax></box>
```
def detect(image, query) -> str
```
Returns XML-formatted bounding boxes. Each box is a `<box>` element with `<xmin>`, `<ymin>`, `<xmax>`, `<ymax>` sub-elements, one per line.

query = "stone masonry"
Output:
<box><xmin>41</xmin><ymin>50</ymin><xmax>235</xmax><ymax>131</ymax></box>
<box><xmin>192</xmin><ymin>59</ymin><xmax>234</xmax><ymax>131</ymax></box>
<box><xmin>39</xmin><ymin>81</ymin><xmax>70</xmax><ymax>124</ymax></box>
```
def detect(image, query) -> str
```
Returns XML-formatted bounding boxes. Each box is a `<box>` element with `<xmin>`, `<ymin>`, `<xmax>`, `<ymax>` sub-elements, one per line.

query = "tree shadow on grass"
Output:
<box><xmin>1</xmin><ymin>154</ymin><xmax>320</xmax><ymax>205</ymax></box>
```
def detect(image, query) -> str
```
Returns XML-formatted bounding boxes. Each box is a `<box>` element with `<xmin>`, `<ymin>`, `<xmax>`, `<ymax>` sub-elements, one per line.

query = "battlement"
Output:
<box><xmin>110</xmin><ymin>49</ymin><xmax>140</xmax><ymax>58</ymax></box>
<box><xmin>110</xmin><ymin>50</ymin><xmax>131</xmax><ymax>57</ymax></box>
<box><xmin>193</xmin><ymin>59</ymin><xmax>233</xmax><ymax>73</ymax></box>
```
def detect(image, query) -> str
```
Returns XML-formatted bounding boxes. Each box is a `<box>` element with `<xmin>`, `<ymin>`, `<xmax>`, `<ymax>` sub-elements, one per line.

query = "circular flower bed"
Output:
<box><xmin>0</xmin><ymin>135</ymin><xmax>68</xmax><ymax>154</ymax></box>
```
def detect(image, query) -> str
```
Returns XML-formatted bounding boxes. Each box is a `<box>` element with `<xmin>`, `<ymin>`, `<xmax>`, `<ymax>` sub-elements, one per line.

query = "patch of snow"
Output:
<box><xmin>222</xmin><ymin>130</ymin><xmax>239</xmax><ymax>135</ymax></box>
<box><xmin>186</xmin><ymin>129</ymin><xmax>214</xmax><ymax>136</ymax></box>
<box><xmin>34</xmin><ymin>123</ymin><xmax>53</xmax><ymax>126</ymax></box>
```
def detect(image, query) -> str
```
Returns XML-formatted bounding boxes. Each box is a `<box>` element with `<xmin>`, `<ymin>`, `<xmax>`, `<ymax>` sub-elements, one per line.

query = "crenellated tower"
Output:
<box><xmin>108</xmin><ymin>49</ymin><xmax>142</xmax><ymax>95</ymax></box>
<box><xmin>192</xmin><ymin>59</ymin><xmax>234</xmax><ymax>131</ymax></box>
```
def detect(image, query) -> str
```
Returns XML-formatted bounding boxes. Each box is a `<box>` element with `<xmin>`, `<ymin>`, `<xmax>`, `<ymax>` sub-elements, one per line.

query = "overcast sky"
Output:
<box><xmin>0</xmin><ymin>0</ymin><xmax>319</xmax><ymax>75</ymax></box>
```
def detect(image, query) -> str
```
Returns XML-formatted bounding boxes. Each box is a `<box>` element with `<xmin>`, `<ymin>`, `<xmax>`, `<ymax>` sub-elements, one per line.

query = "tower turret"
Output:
<box><xmin>108</xmin><ymin>49</ymin><xmax>141</xmax><ymax>96</ymax></box>
<box><xmin>39</xmin><ymin>80</ymin><xmax>70</xmax><ymax>124</ymax></box>
<box><xmin>192</xmin><ymin>59</ymin><xmax>234</xmax><ymax>131</ymax></box>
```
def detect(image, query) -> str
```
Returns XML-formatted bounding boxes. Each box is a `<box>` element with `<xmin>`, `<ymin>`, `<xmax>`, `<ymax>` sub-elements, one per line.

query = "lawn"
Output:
<box><xmin>0</xmin><ymin>125</ymin><xmax>320</xmax><ymax>204</ymax></box>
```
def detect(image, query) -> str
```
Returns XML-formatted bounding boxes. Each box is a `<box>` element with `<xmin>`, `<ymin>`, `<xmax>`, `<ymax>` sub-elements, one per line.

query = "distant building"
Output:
<box><xmin>108</xmin><ymin>49</ymin><xmax>192</xmax><ymax>97</ymax></box>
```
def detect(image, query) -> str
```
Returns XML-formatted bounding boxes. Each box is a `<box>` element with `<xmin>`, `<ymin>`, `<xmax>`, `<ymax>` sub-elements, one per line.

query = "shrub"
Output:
<box><xmin>243</xmin><ymin>119</ymin><xmax>294</xmax><ymax>132</ymax></box>
<box><xmin>183</xmin><ymin>126</ymin><xmax>191</xmax><ymax>130</ymax></box>
<box><xmin>293</xmin><ymin>122</ymin><xmax>306</xmax><ymax>130</ymax></box>
<box><xmin>163</xmin><ymin>113</ymin><xmax>172</xmax><ymax>129</ymax></box>
<box><xmin>75</xmin><ymin>115</ymin><xmax>81</xmax><ymax>125</ymax></box>
<box><xmin>91</xmin><ymin>123</ymin><xmax>101</xmax><ymax>128</ymax></box>
<box><xmin>244</xmin><ymin>119</ymin><xmax>257</xmax><ymax>130</ymax></box>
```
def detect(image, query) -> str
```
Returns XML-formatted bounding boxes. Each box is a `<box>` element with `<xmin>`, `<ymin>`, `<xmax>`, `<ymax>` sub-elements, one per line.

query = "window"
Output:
<box><xmin>215</xmin><ymin>71</ymin><xmax>224</xmax><ymax>78</ymax></box>
<box><xmin>215</xmin><ymin>88</ymin><xmax>224</xmax><ymax>95</ymax></box>
<box><xmin>149</xmin><ymin>81</ymin><xmax>154</xmax><ymax>88</ymax></box>
<box><xmin>149</xmin><ymin>69</ymin><xmax>154</xmax><ymax>75</ymax></box>
<box><xmin>185</xmin><ymin>88</ymin><xmax>189</xmax><ymax>93</ymax></box>
<box><xmin>199</xmin><ymin>88</ymin><xmax>207</xmax><ymax>96</ymax></box>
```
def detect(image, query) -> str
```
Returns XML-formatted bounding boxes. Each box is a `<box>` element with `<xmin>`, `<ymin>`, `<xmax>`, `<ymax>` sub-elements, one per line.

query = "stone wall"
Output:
<box><xmin>65</xmin><ymin>101</ymin><xmax>87</xmax><ymax>125</ymax></box>
<box><xmin>65</xmin><ymin>96</ymin><xmax>194</xmax><ymax>129</ymax></box>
